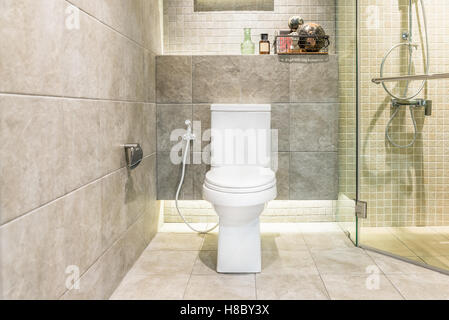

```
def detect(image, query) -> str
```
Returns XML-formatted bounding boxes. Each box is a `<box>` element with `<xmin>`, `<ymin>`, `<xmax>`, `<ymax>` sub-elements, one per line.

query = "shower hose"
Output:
<box><xmin>382</xmin><ymin>0</ymin><xmax>429</xmax><ymax>148</ymax></box>
<box><xmin>175</xmin><ymin>122</ymin><xmax>218</xmax><ymax>234</ymax></box>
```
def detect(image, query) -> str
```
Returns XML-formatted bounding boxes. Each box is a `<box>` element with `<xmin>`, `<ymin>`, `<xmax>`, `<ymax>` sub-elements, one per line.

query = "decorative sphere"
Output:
<box><xmin>288</xmin><ymin>16</ymin><xmax>304</xmax><ymax>32</ymax></box>
<box><xmin>298</xmin><ymin>23</ymin><xmax>327</xmax><ymax>52</ymax></box>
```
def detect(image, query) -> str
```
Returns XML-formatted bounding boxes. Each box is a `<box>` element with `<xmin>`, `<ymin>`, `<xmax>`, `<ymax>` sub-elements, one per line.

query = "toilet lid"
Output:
<box><xmin>205</xmin><ymin>166</ymin><xmax>276</xmax><ymax>189</ymax></box>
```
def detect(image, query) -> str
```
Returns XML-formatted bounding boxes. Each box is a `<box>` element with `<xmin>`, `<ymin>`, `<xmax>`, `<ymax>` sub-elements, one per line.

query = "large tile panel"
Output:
<box><xmin>290</xmin><ymin>152</ymin><xmax>338</xmax><ymax>200</ymax></box>
<box><xmin>0</xmin><ymin>95</ymin><xmax>65</xmax><ymax>224</ymax></box>
<box><xmin>156</xmin><ymin>56</ymin><xmax>192</xmax><ymax>103</ymax></box>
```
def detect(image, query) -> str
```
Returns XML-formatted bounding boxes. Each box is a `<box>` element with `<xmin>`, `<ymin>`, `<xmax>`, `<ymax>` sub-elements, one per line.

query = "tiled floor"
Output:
<box><xmin>362</xmin><ymin>227</ymin><xmax>449</xmax><ymax>271</ymax></box>
<box><xmin>111</xmin><ymin>223</ymin><xmax>449</xmax><ymax>300</ymax></box>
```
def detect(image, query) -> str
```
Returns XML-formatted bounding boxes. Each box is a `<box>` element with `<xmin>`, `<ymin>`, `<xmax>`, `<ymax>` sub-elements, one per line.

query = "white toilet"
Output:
<box><xmin>203</xmin><ymin>104</ymin><xmax>277</xmax><ymax>273</ymax></box>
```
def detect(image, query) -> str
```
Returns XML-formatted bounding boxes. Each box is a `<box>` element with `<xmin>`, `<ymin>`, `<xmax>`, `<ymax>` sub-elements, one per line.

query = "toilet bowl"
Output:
<box><xmin>203</xmin><ymin>104</ymin><xmax>277</xmax><ymax>273</ymax></box>
<box><xmin>203</xmin><ymin>166</ymin><xmax>276</xmax><ymax>273</ymax></box>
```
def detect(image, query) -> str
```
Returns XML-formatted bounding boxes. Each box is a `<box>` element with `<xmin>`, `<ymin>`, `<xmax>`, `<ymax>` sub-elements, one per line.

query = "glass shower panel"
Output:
<box><xmin>335</xmin><ymin>0</ymin><xmax>359</xmax><ymax>244</ymax></box>
<box><xmin>358</xmin><ymin>0</ymin><xmax>449</xmax><ymax>272</ymax></box>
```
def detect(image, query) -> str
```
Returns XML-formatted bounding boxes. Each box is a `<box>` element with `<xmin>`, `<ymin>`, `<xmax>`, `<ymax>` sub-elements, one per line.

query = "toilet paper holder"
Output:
<box><xmin>124</xmin><ymin>144</ymin><xmax>143</xmax><ymax>170</ymax></box>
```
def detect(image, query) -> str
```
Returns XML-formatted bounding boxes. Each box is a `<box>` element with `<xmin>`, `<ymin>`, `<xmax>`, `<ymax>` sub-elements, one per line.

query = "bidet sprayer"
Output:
<box><xmin>183</xmin><ymin>120</ymin><xmax>196</xmax><ymax>141</ymax></box>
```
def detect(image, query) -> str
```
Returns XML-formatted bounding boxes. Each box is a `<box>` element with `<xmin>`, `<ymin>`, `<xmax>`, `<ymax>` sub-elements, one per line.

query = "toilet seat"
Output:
<box><xmin>205</xmin><ymin>166</ymin><xmax>276</xmax><ymax>194</ymax></box>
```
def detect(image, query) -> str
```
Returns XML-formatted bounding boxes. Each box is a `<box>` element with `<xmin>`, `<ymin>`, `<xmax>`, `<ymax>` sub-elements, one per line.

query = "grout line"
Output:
<box><xmin>0</xmin><ymin>92</ymin><xmax>154</xmax><ymax>104</ymax></box>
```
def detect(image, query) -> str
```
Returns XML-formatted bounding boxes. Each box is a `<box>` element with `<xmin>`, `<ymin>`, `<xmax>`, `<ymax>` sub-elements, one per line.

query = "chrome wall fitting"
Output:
<box><xmin>124</xmin><ymin>144</ymin><xmax>143</xmax><ymax>170</ymax></box>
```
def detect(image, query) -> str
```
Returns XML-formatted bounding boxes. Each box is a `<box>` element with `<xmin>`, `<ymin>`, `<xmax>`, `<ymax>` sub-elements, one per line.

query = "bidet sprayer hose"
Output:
<box><xmin>175</xmin><ymin>127</ymin><xmax>218</xmax><ymax>234</ymax></box>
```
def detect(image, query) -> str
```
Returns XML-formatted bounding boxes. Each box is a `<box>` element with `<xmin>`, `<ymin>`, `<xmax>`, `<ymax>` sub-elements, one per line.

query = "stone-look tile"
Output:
<box><xmin>261</xmin><ymin>232</ymin><xmax>307</xmax><ymax>251</ymax></box>
<box><xmin>0</xmin><ymin>180</ymin><xmax>102</xmax><ymax>300</ymax></box>
<box><xmin>63</xmin><ymin>10</ymin><xmax>145</xmax><ymax>101</ymax></box>
<box><xmin>261</xmin><ymin>250</ymin><xmax>319</xmax><ymax>275</ymax></box>
<box><xmin>311</xmin><ymin>248</ymin><xmax>376</xmax><ymax>275</ymax></box>
<box><xmin>101</xmin><ymin>169</ymin><xmax>128</xmax><ymax>250</ymax></box>
<box><xmin>193</xmin><ymin>104</ymin><xmax>211</xmax><ymax>151</ymax></box>
<box><xmin>0</xmin><ymin>198</ymin><xmax>66</xmax><ymax>299</ymax></box>
<box><xmin>99</xmin><ymin>101</ymin><xmax>127</xmax><ymax>174</ymax></box>
<box><xmin>193</xmin><ymin>153</ymin><xmax>210</xmax><ymax>200</ymax></box>
<box><xmin>143</xmin><ymin>0</ymin><xmax>162</xmax><ymax>54</ymax></box>
<box><xmin>142</xmin><ymin>103</ymin><xmax>157</xmax><ymax>156</ymax></box>
<box><xmin>63</xmin><ymin>99</ymin><xmax>102</xmax><ymax>193</ymax></box>
<box><xmin>129</xmin><ymin>250</ymin><xmax>198</xmax><ymax>275</ymax></box>
<box><xmin>156</xmin><ymin>56</ymin><xmax>192</xmax><ymax>103</ymax></box>
<box><xmin>387</xmin><ymin>273</ymin><xmax>449</xmax><ymax>300</ymax></box>
<box><xmin>70</xmin><ymin>0</ymin><xmax>144</xmax><ymax>45</ymax></box>
<box><xmin>147</xmin><ymin>233</ymin><xmax>204</xmax><ymax>251</ymax></box>
<box><xmin>122</xmin><ymin>214</ymin><xmax>148</xmax><ymax>272</ymax></box>
<box><xmin>184</xmin><ymin>275</ymin><xmax>256</xmax><ymax>300</ymax></box>
<box><xmin>290</xmin><ymin>103</ymin><xmax>338</xmax><ymax>152</ymax></box>
<box><xmin>421</xmin><ymin>256</ymin><xmax>449</xmax><ymax>271</ymax></box>
<box><xmin>272</xmin><ymin>153</ymin><xmax>289</xmax><ymax>200</ymax></box>
<box><xmin>321</xmin><ymin>274</ymin><xmax>403</xmax><ymax>300</ymax></box>
<box><xmin>256</xmin><ymin>274</ymin><xmax>329</xmax><ymax>300</ymax></box>
<box><xmin>61</xmin><ymin>224</ymin><xmax>130</xmax><ymax>300</ymax></box>
<box><xmin>110</xmin><ymin>273</ymin><xmax>190</xmax><ymax>300</ymax></box>
<box><xmin>271</xmin><ymin>104</ymin><xmax>290</xmax><ymax>152</ymax></box>
<box><xmin>144</xmin><ymin>51</ymin><xmax>156</xmax><ymax>103</ymax></box>
<box><xmin>290</xmin><ymin>152</ymin><xmax>338</xmax><ymax>200</ymax></box>
<box><xmin>157</xmin><ymin>152</ymin><xmax>194</xmax><ymax>200</ymax></box>
<box><xmin>193</xmin><ymin>56</ymin><xmax>240</xmax><ymax>103</ymax></box>
<box><xmin>126</xmin><ymin>155</ymin><xmax>154</xmax><ymax>227</ymax></box>
<box><xmin>192</xmin><ymin>251</ymin><xmax>218</xmax><ymax>275</ymax></box>
<box><xmin>142</xmin><ymin>155</ymin><xmax>159</xmax><ymax>244</ymax></box>
<box><xmin>240</xmin><ymin>56</ymin><xmax>290</xmax><ymax>103</ymax></box>
<box><xmin>157</xmin><ymin>104</ymin><xmax>192</xmax><ymax>152</ymax></box>
<box><xmin>201</xmin><ymin>233</ymin><xmax>219</xmax><ymax>251</ymax></box>
<box><xmin>303</xmin><ymin>232</ymin><xmax>355</xmax><ymax>251</ymax></box>
<box><xmin>290</xmin><ymin>55</ymin><xmax>338</xmax><ymax>103</ymax></box>
<box><xmin>0</xmin><ymin>96</ymin><xmax>64</xmax><ymax>224</ymax></box>
<box><xmin>0</xmin><ymin>0</ymin><xmax>64</xmax><ymax>95</ymax></box>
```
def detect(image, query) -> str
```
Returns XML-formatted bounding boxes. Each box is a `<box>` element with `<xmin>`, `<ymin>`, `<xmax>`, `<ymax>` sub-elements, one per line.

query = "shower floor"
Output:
<box><xmin>111</xmin><ymin>223</ymin><xmax>449</xmax><ymax>300</ymax></box>
<box><xmin>361</xmin><ymin>226</ymin><xmax>449</xmax><ymax>270</ymax></box>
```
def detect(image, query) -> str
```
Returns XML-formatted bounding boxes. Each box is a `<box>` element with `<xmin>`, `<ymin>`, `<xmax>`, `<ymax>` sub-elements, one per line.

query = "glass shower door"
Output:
<box><xmin>357</xmin><ymin>0</ymin><xmax>449</xmax><ymax>273</ymax></box>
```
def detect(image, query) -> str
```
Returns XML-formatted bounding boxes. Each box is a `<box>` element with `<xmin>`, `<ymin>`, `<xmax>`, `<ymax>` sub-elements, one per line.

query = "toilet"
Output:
<box><xmin>203</xmin><ymin>104</ymin><xmax>277</xmax><ymax>273</ymax></box>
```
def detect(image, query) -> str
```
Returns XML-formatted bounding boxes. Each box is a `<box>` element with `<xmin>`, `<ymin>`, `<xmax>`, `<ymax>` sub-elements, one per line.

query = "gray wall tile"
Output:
<box><xmin>156</xmin><ymin>56</ymin><xmax>192</xmax><ymax>103</ymax></box>
<box><xmin>193</xmin><ymin>56</ymin><xmax>240</xmax><ymax>103</ymax></box>
<box><xmin>157</xmin><ymin>104</ymin><xmax>192</xmax><ymax>152</ymax></box>
<box><xmin>240</xmin><ymin>56</ymin><xmax>290</xmax><ymax>103</ymax></box>
<box><xmin>290</xmin><ymin>55</ymin><xmax>338</xmax><ymax>103</ymax></box>
<box><xmin>157</xmin><ymin>152</ymin><xmax>194</xmax><ymax>200</ymax></box>
<box><xmin>272</xmin><ymin>104</ymin><xmax>290</xmax><ymax>152</ymax></box>
<box><xmin>272</xmin><ymin>152</ymin><xmax>290</xmax><ymax>200</ymax></box>
<box><xmin>0</xmin><ymin>95</ymin><xmax>65</xmax><ymax>224</ymax></box>
<box><xmin>193</xmin><ymin>104</ymin><xmax>211</xmax><ymax>151</ymax></box>
<box><xmin>290</xmin><ymin>152</ymin><xmax>338</xmax><ymax>200</ymax></box>
<box><xmin>290</xmin><ymin>103</ymin><xmax>338</xmax><ymax>152</ymax></box>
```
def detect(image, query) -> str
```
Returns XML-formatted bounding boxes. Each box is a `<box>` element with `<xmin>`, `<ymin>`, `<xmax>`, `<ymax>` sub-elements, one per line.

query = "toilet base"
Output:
<box><xmin>217</xmin><ymin>217</ymin><xmax>261</xmax><ymax>273</ymax></box>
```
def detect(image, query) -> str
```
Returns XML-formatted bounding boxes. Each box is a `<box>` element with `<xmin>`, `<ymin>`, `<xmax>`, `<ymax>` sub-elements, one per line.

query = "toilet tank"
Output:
<box><xmin>210</xmin><ymin>104</ymin><xmax>271</xmax><ymax>168</ymax></box>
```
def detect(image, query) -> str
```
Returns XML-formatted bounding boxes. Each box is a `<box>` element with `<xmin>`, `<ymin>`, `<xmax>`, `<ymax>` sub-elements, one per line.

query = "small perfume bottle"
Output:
<box><xmin>241</xmin><ymin>28</ymin><xmax>255</xmax><ymax>55</ymax></box>
<box><xmin>259</xmin><ymin>34</ymin><xmax>270</xmax><ymax>55</ymax></box>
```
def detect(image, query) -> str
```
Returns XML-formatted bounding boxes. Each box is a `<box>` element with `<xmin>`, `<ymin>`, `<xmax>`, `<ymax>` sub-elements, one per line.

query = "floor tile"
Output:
<box><xmin>110</xmin><ymin>274</ymin><xmax>190</xmax><ymax>300</ymax></box>
<box><xmin>262</xmin><ymin>250</ymin><xmax>319</xmax><ymax>275</ymax></box>
<box><xmin>261</xmin><ymin>232</ymin><xmax>308</xmax><ymax>251</ymax></box>
<box><xmin>147</xmin><ymin>233</ymin><xmax>204</xmax><ymax>251</ymax></box>
<box><xmin>311</xmin><ymin>248</ymin><xmax>376</xmax><ymax>275</ymax></box>
<box><xmin>129</xmin><ymin>250</ymin><xmax>198</xmax><ymax>275</ymax></box>
<box><xmin>387</xmin><ymin>273</ymin><xmax>449</xmax><ymax>300</ymax></box>
<box><xmin>192</xmin><ymin>251</ymin><xmax>218</xmax><ymax>275</ymax></box>
<box><xmin>184</xmin><ymin>275</ymin><xmax>256</xmax><ymax>300</ymax></box>
<box><xmin>201</xmin><ymin>233</ymin><xmax>218</xmax><ymax>251</ymax></box>
<box><xmin>256</xmin><ymin>274</ymin><xmax>329</xmax><ymax>300</ymax></box>
<box><xmin>159</xmin><ymin>223</ymin><xmax>210</xmax><ymax>233</ymax></box>
<box><xmin>321</xmin><ymin>274</ymin><xmax>403</xmax><ymax>300</ymax></box>
<box><xmin>303</xmin><ymin>232</ymin><xmax>355</xmax><ymax>251</ymax></box>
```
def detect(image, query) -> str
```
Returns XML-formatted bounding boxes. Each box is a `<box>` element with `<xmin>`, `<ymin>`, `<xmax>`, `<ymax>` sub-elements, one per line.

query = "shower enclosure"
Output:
<box><xmin>337</xmin><ymin>0</ymin><xmax>449</xmax><ymax>274</ymax></box>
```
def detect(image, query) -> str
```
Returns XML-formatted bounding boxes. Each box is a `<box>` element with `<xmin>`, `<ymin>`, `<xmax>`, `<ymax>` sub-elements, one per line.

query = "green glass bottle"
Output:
<box><xmin>241</xmin><ymin>28</ymin><xmax>255</xmax><ymax>55</ymax></box>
